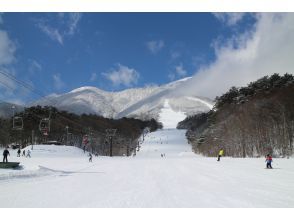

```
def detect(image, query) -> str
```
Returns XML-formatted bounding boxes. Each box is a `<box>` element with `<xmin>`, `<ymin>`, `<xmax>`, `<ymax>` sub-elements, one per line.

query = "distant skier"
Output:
<box><xmin>22</xmin><ymin>149</ymin><xmax>26</xmax><ymax>157</ymax></box>
<box><xmin>217</xmin><ymin>148</ymin><xmax>224</xmax><ymax>161</ymax></box>
<box><xmin>17</xmin><ymin>148</ymin><xmax>21</xmax><ymax>157</ymax></box>
<box><xmin>265</xmin><ymin>154</ymin><xmax>273</xmax><ymax>169</ymax></box>
<box><xmin>26</xmin><ymin>149</ymin><xmax>31</xmax><ymax>158</ymax></box>
<box><xmin>3</xmin><ymin>147</ymin><xmax>10</xmax><ymax>163</ymax></box>
<box><xmin>89</xmin><ymin>153</ymin><xmax>92</xmax><ymax>162</ymax></box>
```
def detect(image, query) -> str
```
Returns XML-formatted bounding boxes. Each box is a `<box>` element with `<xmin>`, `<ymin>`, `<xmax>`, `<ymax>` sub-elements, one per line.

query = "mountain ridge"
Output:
<box><xmin>1</xmin><ymin>77</ymin><xmax>214</xmax><ymax>120</ymax></box>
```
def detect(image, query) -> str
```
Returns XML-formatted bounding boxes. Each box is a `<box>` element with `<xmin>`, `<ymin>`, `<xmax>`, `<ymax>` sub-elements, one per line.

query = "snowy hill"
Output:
<box><xmin>31</xmin><ymin>77</ymin><xmax>214</xmax><ymax>120</ymax></box>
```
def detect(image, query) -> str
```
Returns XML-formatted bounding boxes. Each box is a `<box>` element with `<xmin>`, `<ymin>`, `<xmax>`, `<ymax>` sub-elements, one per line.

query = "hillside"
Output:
<box><xmin>179</xmin><ymin>73</ymin><xmax>294</xmax><ymax>157</ymax></box>
<box><xmin>30</xmin><ymin>77</ymin><xmax>213</xmax><ymax>120</ymax></box>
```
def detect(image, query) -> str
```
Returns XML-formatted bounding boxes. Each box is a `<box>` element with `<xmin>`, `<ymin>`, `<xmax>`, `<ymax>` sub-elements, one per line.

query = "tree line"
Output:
<box><xmin>178</xmin><ymin>73</ymin><xmax>294</xmax><ymax>157</ymax></box>
<box><xmin>0</xmin><ymin>106</ymin><xmax>162</xmax><ymax>156</ymax></box>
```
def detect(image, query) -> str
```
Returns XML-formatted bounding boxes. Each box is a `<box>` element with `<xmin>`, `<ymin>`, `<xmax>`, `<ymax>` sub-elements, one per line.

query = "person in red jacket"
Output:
<box><xmin>265</xmin><ymin>154</ymin><xmax>273</xmax><ymax>169</ymax></box>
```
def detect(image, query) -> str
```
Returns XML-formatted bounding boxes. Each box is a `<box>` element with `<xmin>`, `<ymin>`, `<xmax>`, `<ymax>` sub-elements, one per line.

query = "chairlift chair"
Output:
<box><xmin>12</xmin><ymin>116</ymin><xmax>23</xmax><ymax>130</ymax></box>
<box><xmin>39</xmin><ymin>118</ymin><xmax>50</xmax><ymax>133</ymax></box>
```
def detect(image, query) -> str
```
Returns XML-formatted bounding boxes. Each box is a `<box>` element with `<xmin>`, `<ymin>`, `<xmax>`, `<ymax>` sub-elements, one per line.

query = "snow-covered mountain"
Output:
<box><xmin>31</xmin><ymin>77</ymin><xmax>214</xmax><ymax>120</ymax></box>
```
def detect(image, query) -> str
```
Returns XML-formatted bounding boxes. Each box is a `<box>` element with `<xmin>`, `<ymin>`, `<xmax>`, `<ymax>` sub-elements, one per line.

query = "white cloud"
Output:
<box><xmin>175</xmin><ymin>63</ymin><xmax>187</xmax><ymax>77</ymax></box>
<box><xmin>168</xmin><ymin>73</ymin><xmax>175</xmax><ymax>81</ymax></box>
<box><xmin>176</xmin><ymin>13</ymin><xmax>294</xmax><ymax>99</ymax></box>
<box><xmin>170</xmin><ymin>51</ymin><xmax>181</xmax><ymax>60</ymax></box>
<box><xmin>168</xmin><ymin>63</ymin><xmax>187</xmax><ymax>81</ymax></box>
<box><xmin>0</xmin><ymin>68</ymin><xmax>17</xmax><ymax>95</ymax></box>
<box><xmin>0</xmin><ymin>24</ymin><xmax>17</xmax><ymax>96</ymax></box>
<box><xmin>212</xmin><ymin>13</ymin><xmax>246</xmax><ymax>26</ymax></box>
<box><xmin>67</xmin><ymin>13</ymin><xmax>82</xmax><ymax>35</ymax></box>
<box><xmin>53</xmin><ymin>73</ymin><xmax>65</xmax><ymax>90</ymax></box>
<box><xmin>90</xmin><ymin>72</ymin><xmax>97</xmax><ymax>82</ymax></box>
<box><xmin>102</xmin><ymin>64</ymin><xmax>139</xmax><ymax>87</ymax></box>
<box><xmin>38</xmin><ymin>24</ymin><xmax>63</xmax><ymax>45</ymax></box>
<box><xmin>0</xmin><ymin>30</ymin><xmax>16</xmax><ymax>66</ymax></box>
<box><xmin>146</xmin><ymin>40</ymin><xmax>165</xmax><ymax>54</ymax></box>
<box><xmin>28</xmin><ymin>59</ymin><xmax>42</xmax><ymax>74</ymax></box>
<box><xmin>37</xmin><ymin>13</ymin><xmax>82</xmax><ymax>45</ymax></box>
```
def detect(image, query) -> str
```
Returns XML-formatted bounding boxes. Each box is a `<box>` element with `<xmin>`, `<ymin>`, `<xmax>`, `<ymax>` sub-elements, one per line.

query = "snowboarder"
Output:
<box><xmin>3</xmin><ymin>147</ymin><xmax>10</xmax><ymax>163</ymax></box>
<box><xmin>26</xmin><ymin>149</ymin><xmax>31</xmax><ymax>158</ymax></box>
<box><xmin>217</xmin><ymin>148</ymin><xmax>224</xmax><ymax>161</ymax></box>
<box><xmin>265</xmin><ymin>154</ymin><xmax>273</xmax><ymax>169</ymax></box>
<box><xmin>89</xmin><ymin>153</ymin><xmax>92</xmax><ymax>162</ymax></box>
<box><xmin>22</xmin><ymin>149</ymin><xmax>26</xmax><ymax>157</ymax></box>
<box><xmin>17</xmin><ymin>148</ymin><xmax>21</xmax><ymax>157</ymax></box>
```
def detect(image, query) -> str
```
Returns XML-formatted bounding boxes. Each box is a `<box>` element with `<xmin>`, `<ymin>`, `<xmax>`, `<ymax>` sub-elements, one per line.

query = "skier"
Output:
<box><xmin>26</xmin><ymin>149</ymin><xmax>31</xmax><ymax>158</ymax></box>
<box><xmin>265</xmin><ymin>154</ymin><xmax>273</xmax><ymax>169</ymax></box>
<box><xmin>89</xmin><ymin>153</ymin><xmax>92</xmax><ymax>162</ymax></box>
<box><xmin>3</xmin><ymin>147</ymin><xmax>10</xmax><ymax>163</ymax></box>
<box><xmin>17</xmin><ymin>148</ymin><xmax>21</xmax><ymax>157</ymax></box>
<box><xmin>22</xmin><ymin>149</ymin><xmax>26</xmax><ymax>157</ymax></box>
<box><xmin>217</xmin><ymin>148</ymin><xmax>224</xmax><ymax>161</ymax></box>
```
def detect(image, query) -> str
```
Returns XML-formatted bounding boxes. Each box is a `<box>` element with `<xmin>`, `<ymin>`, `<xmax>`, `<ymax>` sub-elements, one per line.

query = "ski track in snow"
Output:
<box><xmin>1</xmin><ymin>100</ymin><xmax>294</xmax><ymax>207</ymax></box>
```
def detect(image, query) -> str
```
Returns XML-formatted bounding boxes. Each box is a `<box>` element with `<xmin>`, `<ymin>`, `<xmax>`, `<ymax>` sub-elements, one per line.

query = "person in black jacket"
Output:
<box><xmin>3</xmin><ymin>147</ymin><xmax>10</xmax><ymax>163</ymax></box>
<box><xmin>89</xmin><ymin>153</ymin><xmax>92</xmax><ymax>162</ymax></box>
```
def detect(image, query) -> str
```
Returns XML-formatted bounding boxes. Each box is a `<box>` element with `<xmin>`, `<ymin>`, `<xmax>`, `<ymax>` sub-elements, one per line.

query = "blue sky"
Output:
<box><xmin>0</xmin><ymin>12</ymin><xmax>277</xmax><ymax>104</ymax></box>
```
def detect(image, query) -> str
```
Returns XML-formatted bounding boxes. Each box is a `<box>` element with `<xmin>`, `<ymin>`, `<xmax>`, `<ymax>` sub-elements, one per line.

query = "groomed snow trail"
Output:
<box><xmin>136</xmin><ymin>99</ymin><xmax>194</xmax><ymax>158</ymax></box>
<box><xmin>1</xmin><ymin>100</ymin><xmax>294</xmax><ymax>207</ymax></box>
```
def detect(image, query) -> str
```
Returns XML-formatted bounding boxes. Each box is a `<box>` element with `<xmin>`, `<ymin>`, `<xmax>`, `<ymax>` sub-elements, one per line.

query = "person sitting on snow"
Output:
<box><xmin>265</xmin><ymin>154</ymin><xmax>273</xmax><ymax>169</ymax></box>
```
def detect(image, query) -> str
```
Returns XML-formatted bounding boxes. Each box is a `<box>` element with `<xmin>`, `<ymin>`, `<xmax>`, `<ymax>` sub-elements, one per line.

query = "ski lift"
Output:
<box><xmin>39</xmin><ymin>107</ymin><xmax>52</xmax><ymax>133</ymax></box>
<box><xmin>39</xmin><ymin>118</ymin><xmax>50</xmax><ymax>133</ymax></box>
<box><xmin>11</xmin><ymin>106</ymin><xmax>23</xmax><ymax>130</ymax></box>
<box><xmin>13</xmin><ymin>116</ymin><xmax>23</xmax><ymax>130</ymax></box>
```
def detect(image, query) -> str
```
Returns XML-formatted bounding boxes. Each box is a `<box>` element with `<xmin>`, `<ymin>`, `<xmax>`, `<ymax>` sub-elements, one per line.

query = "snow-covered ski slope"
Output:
<box><xmin>136</xmin><ymin>100</ymin><xmax>194</xmax><ymax>158</ymax></box>
<box><xmin>1</xmin><ymin>146</ymin><xmax>294</xmax><ymax>207</ymax></box>
<box><xmin>1</xmin><ymin>100</ymin><xmax>294</xmax><ymax>207</ymax></box>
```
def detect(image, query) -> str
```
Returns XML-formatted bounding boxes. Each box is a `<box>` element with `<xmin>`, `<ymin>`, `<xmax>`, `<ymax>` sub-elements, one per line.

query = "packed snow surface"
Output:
<box><xmin>158</xmin><ymin>100</ymin><xmax>187</xmax><ymax>129</ymax></box>
<box><xmin>1</xmin><ymin>102</ymin><xmax>294</xmax><ymax>207</ymax></box>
